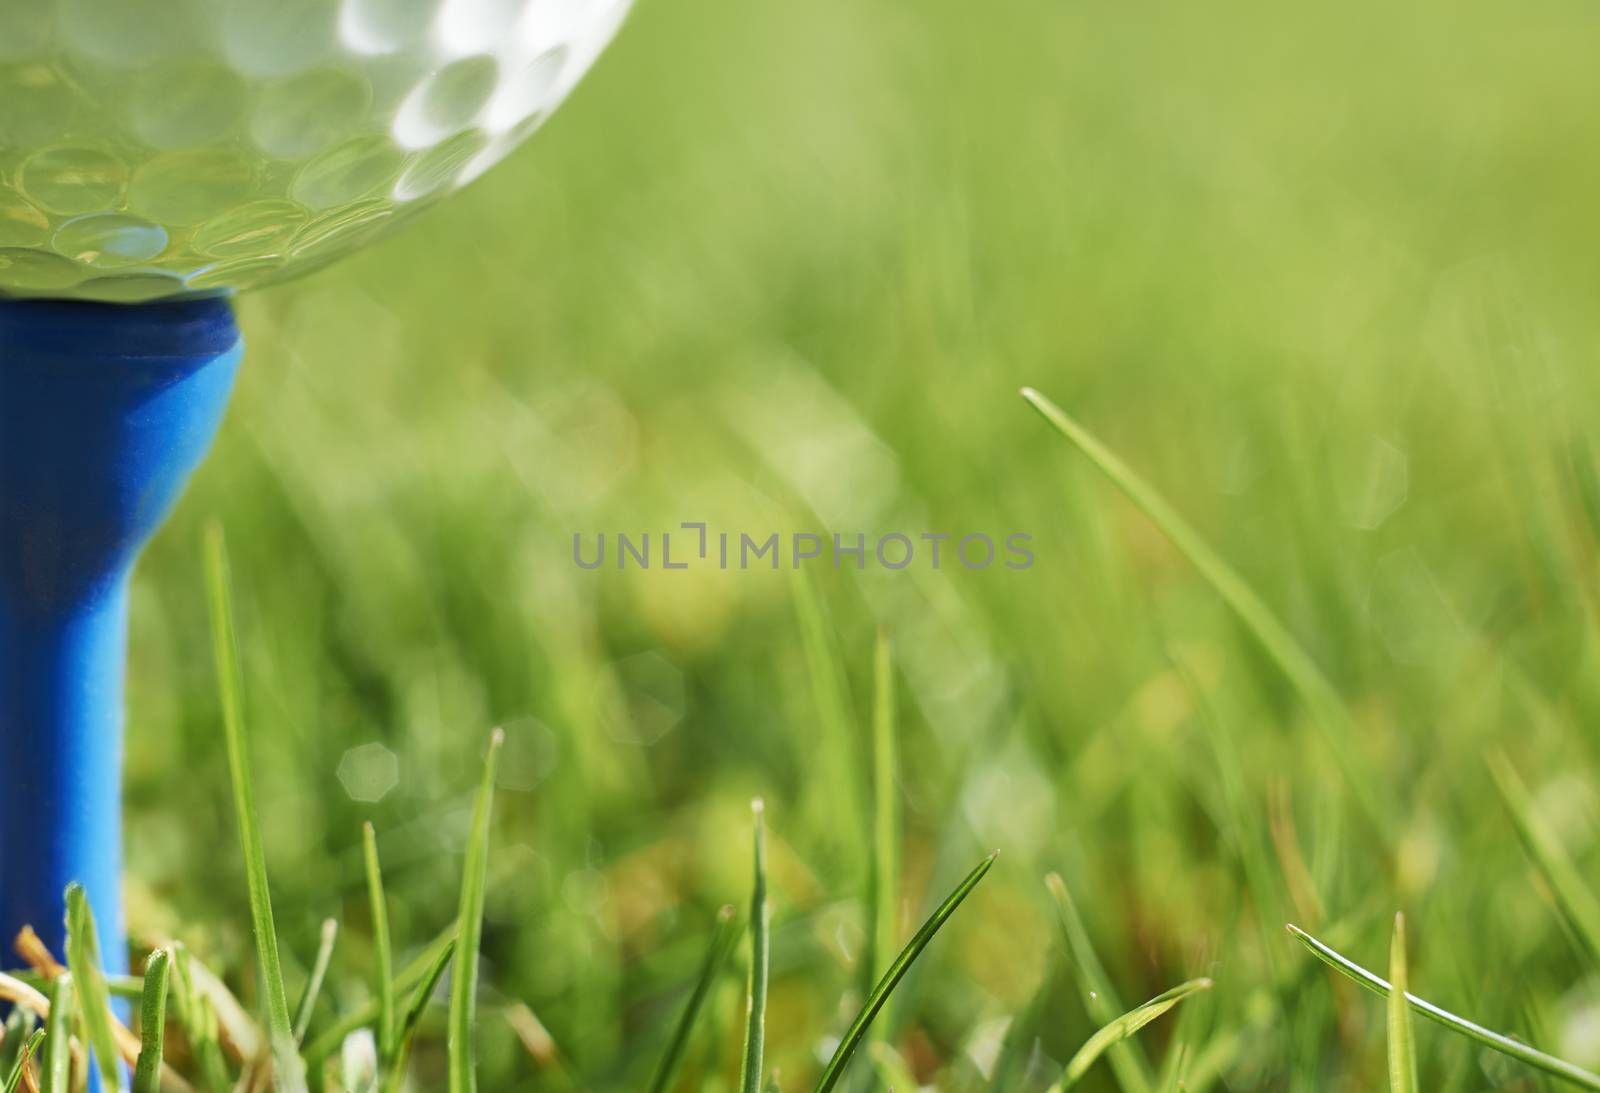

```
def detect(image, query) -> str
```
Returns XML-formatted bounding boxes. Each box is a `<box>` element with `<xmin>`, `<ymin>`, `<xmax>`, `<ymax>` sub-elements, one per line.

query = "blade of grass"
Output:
<box><xmin>1288</xmin><ymin>923</ymin><xmax>1600</xmax><ymax>1089</ymax></box>
<box><xmin>203</xmin><ymin>523</ymin><xmax>305</xmax><ymax>1093</ymax></box>
<box><xmin>381</xmin><ymin>938</ymin><xmax>457</xmax><ymax>1093</ymax></box>
<box><xmin>868</xmin><ymin>627</ymin><xmax>899</xmax><ymax>1034</ymax></box>
<box><xmin>814</xmin><ymin>851</ymin><xmax>998</xmax><ymax>1093</ymax></box>
<box><xmin>647</xmin><ymin>906</ymin><xmax>740</xmax><ymax>1093</ymax></box>
<box><xmin>8</xmin><ymin>970</ymin><xmax>143</xmax><ymax>1001</ymax></box>
<box><xmin>1486</xmin><ymin>751</ymin><xmax>1600</xmax><ymax>964</ymax></box>
<box><xmin>1521</xmin><ymin>998</ymin><xmax>1562</xmax><ymax>1093</ymax></box>
<box><xmin>170</xmin><ymin>944</ymin><xmax>232</xmax><ymax>1092</ymax></box>
<box><xmin>1387</xmin><ymin>914</ymin><xmax>1418</xmax><ymax>1093</ymax></box>
<box><xmin>1048</xmin><ymin>978</ymin><xmax>1212</xmax><ymax>1091</ymax></box>
<box><xmin>293</xmin><ymin>919</ymin><xmax>339</xmax><ymax>1046</ymax></box>
<box><xmin>106</xmin><ymin>975</ymin><xmax>142</xmax><ymax>998</ymax></box>
<box><xmin>1160</xmin><ymin>1046</ymin><xmax>1189</xmax><ymax>1093</ymax></box>
<box><xmin>1021</xmin><ymin>387</ymin><xmax>1394</xmax><ymax>843</ymax></box>
<box><xmin>990</xmin><ymin>961</ymin><xmax>1058</xmax><ymax>1092</ymax></box>
<box><xmin>41</xmin><ymin>973</ymin><xmax>70</xmax><ymax>1093</ymax></box>
<box><xmin>739</xmin><ymin>800</ymin><xmax>770</xmax><ymax>1093</ymax></box>
<box><xmin>1045</xmin><ymin>873</ymin><xmax>1155</xmax><ymax>1093</ymax></box>
<box><xmin>0</xmin><ymin>1017</ymin><xmax>17</xmax><ymax>1086</ymax></box>
<box><xmin>2</xmin><ymin>1029</ymin><xmax>42</xmax><ymax>1093</ymax></box>
<box><xmin>1154</xmin><ymin>970</ymin><xmax>1210</xmax><ymax>1093</ymax></box>
<box><xmin>1184</xmin><ymin>1022</ymin><xmax>1243</xmax><ymax>1093</ymax></box>
<box><xmin>447</xmin><ymin>729</ymin><xmax>504</xmax><ymax>1093</ymax></box>
<box><xmin>0</xmin><ymin>1013</ymin><xmax>22</xmax><ymax>1085</ymax></box>
<box><xmin>790</xmin><ymin>571</ymin><xmax>867</xmax><ymax>863</ymax></box>
<box><xmin>132</xmin><ymin>949</ymin><xmax>170</xmax><ymax>1093</ymax></box>
<box><xmin>65</xmin><ymin>883</ymin><xmax>122</xmax><ymax>1093</ymax></box>
<box><xmin>363</xmin><ymin>823</ymin><xmax>396</xmax><ymax>1061</ymax></box>
<box><xmin>1166</xmin><ymin>644</ymin><xmax>1286</xmax><ymax>978</ymax></box>
<box><xmin>304</xmin><ymin>926</ymin><xmax>457</xmax><ymax>1067</ymax></box>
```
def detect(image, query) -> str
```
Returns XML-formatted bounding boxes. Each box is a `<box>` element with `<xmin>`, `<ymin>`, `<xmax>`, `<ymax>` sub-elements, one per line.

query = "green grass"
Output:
<box><xmin>1290</xmin><ymin>923</ymin><xmax>1600</xmax><ymax>1089</ymax></box>
<box><xmin>0</xmin><ymin>651</ymin><xmax>993</xmax><ymax>1091</ymax></box>
<box><xmin>1022</xmin><ymin>387</ymin><xmax>1394</xmax><ymax>845</ymax></box>
<box><xmin>65</xmin><ymin>884</ymin><xmax>122</xmax><ymax>1091</ymax></box>
<box><xmin>3</xmin><ymin>1030</ymin><xmax>42</xmax><ymax>1093</ymax></box>
<box><xmin>1487</xmin><ymin>750</ymin><xmax>1600</xmax><ymax>965</ymax></box>
<box><xmin>14</xmin><ymin>0</ymin><xmax>1600</xmax><ymax>1085</ymax></box>
<box><xmin>132</xmin><ymin>948</ymin><xmax>170</xmax><ymax>1093</ymax></box>
<box><xmin>42</xmin><ymin>974</ymin><xmax>72</xmax><ymax>1093</ymax></box>
<box><xmin>737</xmin><ymin>800</ymin><xmax>769</xmax><ymax>1093</ymax></box>
<box><xmin>205</xmin><ymin>524</ymin><xmax>304</xmax><ymax>1093</ymax></box>
<box><xmin>867</xmin><ymin>626</ymin><xmax>900</xmax><ymax>1030</ymax></box>
<box><xmin>813</xmin><ymin>849</ymin><xmax>997</xmax><ymax>1093</ymax></box>
<box><xmin>293</xmin><ymin>919</ymin><xmax>339</xmax><ymax>1046</ymax></box>
<box><xmin>646</xmin><ymin>906</ymin><xmax>739</xmax><ymax>1093</ymax></box>
<box><xmin>383</xmin><ymin>937</ymin><xmax>456</xmax><ymax>1092</ymax></box>
<box><xmin>447</xmin><ymin>728</ymin><xmax>503</xmax><ymax>1093</ymax></box>
<box><xmin>1046</xmin><ymin>874</ymin><xmax>1158</xmax><ymax>1093</ymax></box>
<box><xmin>1387</xmin><ymin>915</ymin><xmax>1417</xmax><ymax>1093</ymax></box>
<box><xmin>361</xmin><ymin>823</ymin><xmax>396</xmax><ymax>1063</ymax></box>
<box><xmin>1049</xmin><ymin>978</ymin><xmax>1212</xmax><ymax>1092</ymax></box>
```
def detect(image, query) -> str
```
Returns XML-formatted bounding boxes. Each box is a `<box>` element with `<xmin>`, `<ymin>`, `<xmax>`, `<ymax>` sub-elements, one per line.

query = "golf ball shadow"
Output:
<box><xmin>0</xmin><ymin>0</ymin><xmax>630</xmax><ymax>302</ymax></box>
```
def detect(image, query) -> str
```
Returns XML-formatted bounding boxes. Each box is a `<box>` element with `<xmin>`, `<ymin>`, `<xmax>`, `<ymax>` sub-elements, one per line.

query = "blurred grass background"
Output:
<box><xmin>121</xmin><ymin>0</ymin><xmax>1600</xmax><ymax>1086</ymax></box>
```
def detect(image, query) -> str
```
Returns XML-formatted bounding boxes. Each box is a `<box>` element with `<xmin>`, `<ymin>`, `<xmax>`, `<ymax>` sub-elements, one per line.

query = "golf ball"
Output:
<box><xmin>0</xmin><ymin>0</ymin><xmax>629</xmax><ymax>302</ymax></box>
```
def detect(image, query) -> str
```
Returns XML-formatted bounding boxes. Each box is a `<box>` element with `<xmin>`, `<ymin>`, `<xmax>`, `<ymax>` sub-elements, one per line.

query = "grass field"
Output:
<box><xmin>72</xmin><ymin>0</ymin><xmax>1600</xmax><ymax>1086</ymax></box>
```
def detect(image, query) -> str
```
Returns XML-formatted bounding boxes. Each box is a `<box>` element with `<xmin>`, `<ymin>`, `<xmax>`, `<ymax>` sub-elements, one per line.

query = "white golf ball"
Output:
<box><xmin>0</xmin><ymin>0</ymin><xmax>629</xmax><ymax>302</ymax></box>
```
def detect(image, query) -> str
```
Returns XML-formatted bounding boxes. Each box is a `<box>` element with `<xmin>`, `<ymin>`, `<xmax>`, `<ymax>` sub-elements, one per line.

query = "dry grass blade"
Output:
<box><xmin>503</xmin><ymin>1003</ymin><xmax>580</xmax><ymax>1088</ymax></box>
<box><xmin>14</xmin><ymin>928</ymin><xmax>64</xmax><ymax>980</ymax></box>
<box><xmin>0</xmin><ymin>974</ymin><xmax>49</xmax><ymax>1018</ymax></box>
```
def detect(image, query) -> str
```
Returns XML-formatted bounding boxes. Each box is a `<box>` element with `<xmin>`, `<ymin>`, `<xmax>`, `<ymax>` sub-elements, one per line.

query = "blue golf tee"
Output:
<box><xmin>0</xmin><ymin>297</ymin><xmax>241</xmax><ymax>977</ymax></box>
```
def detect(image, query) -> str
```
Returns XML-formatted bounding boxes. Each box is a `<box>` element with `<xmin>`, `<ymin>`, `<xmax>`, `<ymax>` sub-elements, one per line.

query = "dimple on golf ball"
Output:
<box><xmin>0</xmin><ymin>0</ymin><xmax>629</xmax><ymax>303</ymax></box>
